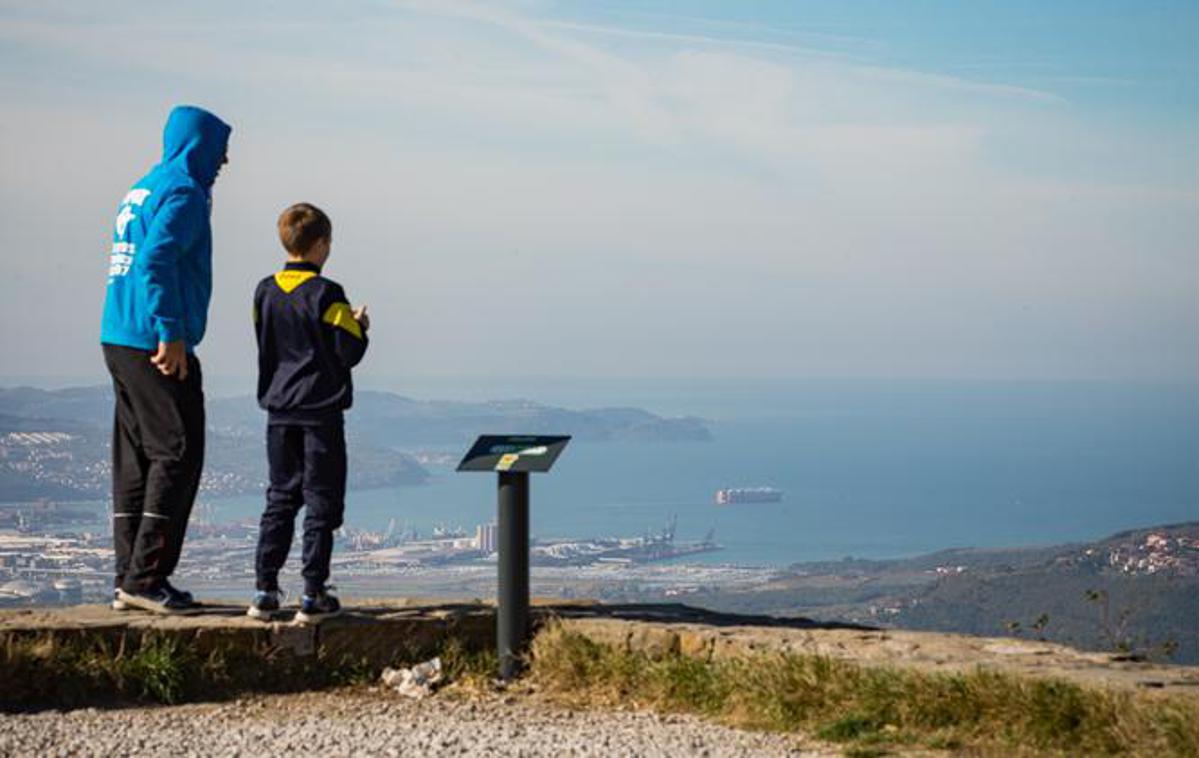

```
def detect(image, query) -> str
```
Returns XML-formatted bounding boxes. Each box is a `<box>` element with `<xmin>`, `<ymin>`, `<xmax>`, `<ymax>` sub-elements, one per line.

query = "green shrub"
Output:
<box><xmin>119</xmin><ymin>636</ymin><xmax>196</xmax><ymax>704</ymax></box>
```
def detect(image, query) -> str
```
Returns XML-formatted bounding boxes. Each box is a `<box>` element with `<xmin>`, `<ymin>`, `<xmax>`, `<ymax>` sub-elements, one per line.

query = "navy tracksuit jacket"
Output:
<box><xmin>252</xmin><ymin>260</ymin><xmax>368</xmax><ymax>594</ymax></box>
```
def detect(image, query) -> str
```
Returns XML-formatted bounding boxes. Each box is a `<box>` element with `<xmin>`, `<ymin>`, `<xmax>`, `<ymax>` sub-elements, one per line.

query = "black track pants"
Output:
<box><xmin>103</xmin><ymin>344</ymin><xmax>205</xmax><ymax>594</ymax></box>
<box><xmin>254</xmin><ymin>421</ymin><xmax>346</xmax><ymax>596</ymax></box>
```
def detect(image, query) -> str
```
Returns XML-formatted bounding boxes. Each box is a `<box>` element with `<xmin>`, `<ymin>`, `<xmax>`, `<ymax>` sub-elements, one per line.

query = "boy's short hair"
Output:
<box><xmin>278</xmin><ymin>203</ymin><xmax>332</xmax><ymax>256</ymax></box>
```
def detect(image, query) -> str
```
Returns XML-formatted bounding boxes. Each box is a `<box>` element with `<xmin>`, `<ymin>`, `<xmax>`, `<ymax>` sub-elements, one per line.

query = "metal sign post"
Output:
<box><xmin>496</xmin><ymin>470</ymin><xmax>529</xmax><ymax>680</ymax></box>
<box><xmin>458</xmin><ymin>434</ymin><xmax>571</xmax><ymax>680</ymax></box>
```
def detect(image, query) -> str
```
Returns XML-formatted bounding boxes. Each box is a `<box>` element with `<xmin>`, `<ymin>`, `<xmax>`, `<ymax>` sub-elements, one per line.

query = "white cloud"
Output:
<box><xmin>0</xmin><ymin>0</ymin><xmax>1194</xmax><ymax>383</ymax></box>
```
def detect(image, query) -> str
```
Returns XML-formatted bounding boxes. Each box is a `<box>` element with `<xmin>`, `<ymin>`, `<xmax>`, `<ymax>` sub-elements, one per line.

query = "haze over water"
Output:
<box><xmin>209</xmin><ymin>378</ymin><xmax>1199</xmax><ymax>566</ymax></box>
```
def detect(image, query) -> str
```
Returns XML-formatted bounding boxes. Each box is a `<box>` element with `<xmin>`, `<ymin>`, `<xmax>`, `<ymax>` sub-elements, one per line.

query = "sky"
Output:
<box><xmin>0</xmin><ymin>0</ymin><xmax>1196</xmax><ymax>393</ymax></box>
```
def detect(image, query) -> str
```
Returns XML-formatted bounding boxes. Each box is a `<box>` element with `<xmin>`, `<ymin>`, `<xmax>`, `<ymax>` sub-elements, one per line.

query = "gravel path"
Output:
<box><xmin>0</xmin><ymin>689</ymin><xmax>828</xmax><ymax>757</ymax></box>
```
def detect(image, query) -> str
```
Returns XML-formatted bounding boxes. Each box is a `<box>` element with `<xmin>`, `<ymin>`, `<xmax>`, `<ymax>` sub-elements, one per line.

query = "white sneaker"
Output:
<box><xmin>295</xmin><ymin>588</ymin><xmax>342</xmax><ymax>625</ymax></box>
<box><xmin>247</xmin><ymin>589</ymin><xmax>286</xmax><ymax>621</ymax></box>
<box><xmin>112</xmin><ymin>588</ymin><xmax>129</xmax><ymax>611</ymax></box>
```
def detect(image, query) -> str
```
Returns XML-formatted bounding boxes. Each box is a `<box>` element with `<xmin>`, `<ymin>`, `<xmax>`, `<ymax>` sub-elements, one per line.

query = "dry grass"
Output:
<box><xmin>529</xmin><ymin>623</ymin><xmax>1199</xmax><ymax>756</ymax></box>
<box><xmin>439</xmin><ymin>636</ymin><xmax>499</xmax><ymax>694</ymax></box>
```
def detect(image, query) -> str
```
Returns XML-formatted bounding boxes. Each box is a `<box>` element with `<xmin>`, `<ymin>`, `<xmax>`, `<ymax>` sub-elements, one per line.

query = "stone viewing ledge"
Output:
<box><xmin>3</xmin><ymin>600</ymin><xmax>1198</xmax><ymax>703</ymax></box>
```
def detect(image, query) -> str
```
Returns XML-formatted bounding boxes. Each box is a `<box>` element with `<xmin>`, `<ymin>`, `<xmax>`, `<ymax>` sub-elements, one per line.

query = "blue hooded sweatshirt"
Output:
<box><xmin>101</xmin><ymin>105</ymin><xmax>232</xmax><ymax>352</ymax></box>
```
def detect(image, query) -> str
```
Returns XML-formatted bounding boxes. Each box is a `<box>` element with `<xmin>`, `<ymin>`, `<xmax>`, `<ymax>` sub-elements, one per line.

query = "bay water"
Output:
<box><xmin>205</xmin><ymin>379</ymin><xmax>1198</xmax><ymax>567</ymax></box>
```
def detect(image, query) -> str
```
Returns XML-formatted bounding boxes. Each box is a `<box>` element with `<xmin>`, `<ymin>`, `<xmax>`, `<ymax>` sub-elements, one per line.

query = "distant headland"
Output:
<box><xmin>0</xmin><ymin>385</ymin><xmax>712</xmax><ymax>501</ymax></box>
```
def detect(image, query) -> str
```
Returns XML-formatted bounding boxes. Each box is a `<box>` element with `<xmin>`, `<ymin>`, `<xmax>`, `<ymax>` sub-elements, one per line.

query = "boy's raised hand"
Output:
<box><xmin>353</xmin><ymin>304</ymin><xmax>370</xmax><ymax>332</ymax></box>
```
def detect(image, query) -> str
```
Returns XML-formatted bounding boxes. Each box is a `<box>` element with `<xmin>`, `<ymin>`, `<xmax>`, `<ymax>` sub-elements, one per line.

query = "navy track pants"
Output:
<box><xmin>104</xmin><ymin>344</ymin><xmax>205</xmax><ymax>594</ymax></box>
<box><xmin>254</xmin><ymin>421</ymin><xmax>346</xmax><ymax>596</ymax></box>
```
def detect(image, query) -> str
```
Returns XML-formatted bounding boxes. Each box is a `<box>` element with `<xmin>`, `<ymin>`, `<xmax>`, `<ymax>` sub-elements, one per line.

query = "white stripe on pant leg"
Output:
<box><xmin>114</xmin><ymin>513</ymin><xmax>141</xmax><ymax>518</ymax></box>
<box><xmin>141</xmin><ymin>512</ymin><xmax>170</xmax><ymax>519</ymax></box>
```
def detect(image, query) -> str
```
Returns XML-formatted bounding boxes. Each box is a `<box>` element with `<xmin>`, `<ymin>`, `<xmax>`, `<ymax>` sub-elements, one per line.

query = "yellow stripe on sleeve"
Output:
<box><xmin>322</xmin><ymin>301</ymin><xmax>363</xmax><ymax>339</ymax></box>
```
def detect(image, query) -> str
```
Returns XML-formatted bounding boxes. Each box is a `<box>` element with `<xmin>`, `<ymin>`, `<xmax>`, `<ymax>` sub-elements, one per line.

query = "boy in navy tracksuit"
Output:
<box><xmin>248</xmin><ymin>203</ymin><xmax>369</xmax><ymax>622</ymax></box>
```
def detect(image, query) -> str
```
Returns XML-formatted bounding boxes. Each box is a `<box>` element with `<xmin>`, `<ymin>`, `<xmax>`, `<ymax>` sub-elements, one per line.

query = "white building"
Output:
<box><xmin>475</xmin><ymin>523</ymin><xmax>498</xmax><ymax>554</ymax></box>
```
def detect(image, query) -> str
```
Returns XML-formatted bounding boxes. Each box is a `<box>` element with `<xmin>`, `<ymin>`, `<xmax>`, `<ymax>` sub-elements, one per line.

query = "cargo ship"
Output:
<box><xmin>715</xmin><ymin>487</ymin><xmax>783</xmax><ymax>505</ymax></box>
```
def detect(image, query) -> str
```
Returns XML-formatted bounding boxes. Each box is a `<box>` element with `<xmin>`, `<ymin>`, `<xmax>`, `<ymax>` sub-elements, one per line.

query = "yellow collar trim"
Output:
<box><xmin>274</xmin><ymin>270</ymin><xmax>317</xmax><ymax>294</ymax></box>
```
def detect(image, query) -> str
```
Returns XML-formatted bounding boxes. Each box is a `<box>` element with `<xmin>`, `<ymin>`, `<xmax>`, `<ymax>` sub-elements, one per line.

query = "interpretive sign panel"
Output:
<box><xmin>456</xmin><ymin>434</ymin><xmax>571</xmax><ymax>473</ymax></box>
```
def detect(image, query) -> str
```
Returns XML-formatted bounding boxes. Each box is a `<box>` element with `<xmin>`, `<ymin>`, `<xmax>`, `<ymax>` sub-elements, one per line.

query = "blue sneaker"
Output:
<box><xmin>118</xmin><ymin>586</ymin><xmax>192</xmax><ymax>615</ymax></box>
<box><xmin>295</xmin><ymin>588</ymin><xmax>341</xmax><ymax>624</ymax></box>
<box><xmin>247</xmin><ymin>589</ymin><xmax>285</xmax><ymax>621</ymax></box>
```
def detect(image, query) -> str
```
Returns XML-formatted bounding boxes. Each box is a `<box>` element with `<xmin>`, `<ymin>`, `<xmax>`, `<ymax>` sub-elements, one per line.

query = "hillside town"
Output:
<box><xmin>0</xmin><ymin>431</ymin><xmax>109</xmax><ymax>498</ymax></box>
<box><xmin>1098</xmin><ymin>531</ymin><xmax>1199</xmax><ymax>576</ymax></box>
<box><xmin>0</xmin><ymin>430</ymin><xmax>258</xmax><ymax>499</ymax></box>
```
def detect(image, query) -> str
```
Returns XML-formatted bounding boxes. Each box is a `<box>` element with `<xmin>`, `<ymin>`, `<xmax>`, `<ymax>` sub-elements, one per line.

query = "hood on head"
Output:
<box><xmin>161</xmin><ymin>105</ymin><xmax>232</xmax><ymax>188</ymax></box>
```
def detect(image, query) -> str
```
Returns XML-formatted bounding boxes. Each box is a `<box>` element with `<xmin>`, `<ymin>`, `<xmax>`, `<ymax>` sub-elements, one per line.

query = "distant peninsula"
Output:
<box><xmin>0</xmin><ymin>386</ymin><xmax>711</xmax><ymax>501</ymax></box>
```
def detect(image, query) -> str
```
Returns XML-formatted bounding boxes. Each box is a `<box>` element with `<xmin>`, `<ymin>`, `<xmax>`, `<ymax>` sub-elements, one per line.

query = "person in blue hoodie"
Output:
<box><xmin>100</xmin><ymin>105</ymin><xmax>231</xmax><ymax>614</ymax></box>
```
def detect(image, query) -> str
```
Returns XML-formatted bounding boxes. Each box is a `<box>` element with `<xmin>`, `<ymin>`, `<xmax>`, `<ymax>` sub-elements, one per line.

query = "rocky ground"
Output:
<box><xmin>0</xmin><ymin>688</ymin><xmax>829</xmax><ymax>757</ymax></box>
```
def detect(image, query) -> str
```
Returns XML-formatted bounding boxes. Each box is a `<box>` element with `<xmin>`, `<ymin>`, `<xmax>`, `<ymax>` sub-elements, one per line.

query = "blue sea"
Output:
<box><xmin>207</xmin><ymin>379</ymin><xmax>1199</xmax><ymax>567</ymax></box>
